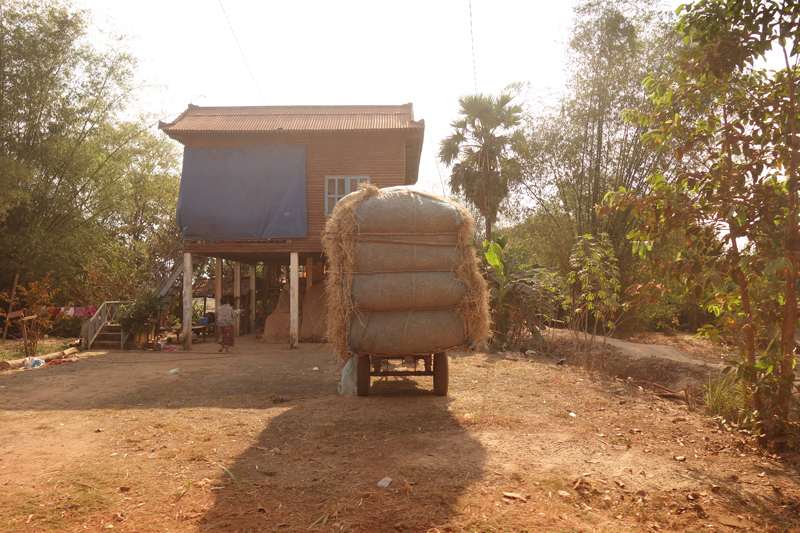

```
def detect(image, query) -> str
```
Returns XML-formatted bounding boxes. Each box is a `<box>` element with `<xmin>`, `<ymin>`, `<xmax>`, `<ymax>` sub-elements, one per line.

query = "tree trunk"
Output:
<box><xmin>778</xmin><ymin>269</ymin><xmax>797</xmax><ymax>423</ymax></box>
<box><xmin>591</xmin><ymin>99</ymin><xmax>604</xmax><ymax>236</ymax></box>
<box><xmin>485</xmin><ymin>163</ymin><xmax>493</xmax><ymax>244</ymax></box>
<box><xmin>778</xmin><ymin>60</ymin><xmax>799</xmax><ymax>428</ymax></box>
<box><xmin>2</xmin><ymin>273</ymin><xmax>19</xmax><ymax>340</ymax></box>
<box><xmin>730</xmin><ymin>239</ymin><xmax>762</xmax><ymax>416</ymax></box>
<box><xmin>735</xmin><ymin>268</ymin><xmax>762</xmax><ymax>414</ymax></box>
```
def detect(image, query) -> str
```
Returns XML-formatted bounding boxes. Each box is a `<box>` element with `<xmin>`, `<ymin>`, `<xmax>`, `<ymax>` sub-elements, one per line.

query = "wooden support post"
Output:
<box><xmin>306</xmin><ymin>257</ymin><xmax>314</xmax><ymax>292</ymax></box>
<box><xmin>21</xmin><ymin>319</ymin><xmax>29</xmax><ymax>358</ymax></box>
<box><xmin>315</xmin><ymin>260</ymin><xmax>324</xmax><ymax>283</ymax></box>
<box><xmin>215</xmin><ymin>257</ymin><xmax>222</xmax><ymax>342</ymax></box>
<box><xmin>3</xmin><ymin>273</ymin><xmax>19</xmax><ymax>340</ymax></box>
<box><xmin>183</xmin><ymin>252</ymin><xmax>193</xmax><ymax>351</ymax></box>
<box><xmin>234</xmin><ymin>261</ymin><xmax>241</xmax><ymax>337</ymax></box>
<box><xmin>261</xmin><ymin>262</ymin><xmax>269</xmax><ymax>323</ymax></box>
<box><xmin>290</xmin><ymin>253</ymin><xmax>299</xmax><ymax>349</ymax></box>
<box><xmin>249</xmin><ymin>264</ymin><xmax>256</xmax><ymax>335</ymax></box>
<box><xmin>215</xmin><ymin>258</ymin><xmax>223</xmax><ymax>310</ymax></box>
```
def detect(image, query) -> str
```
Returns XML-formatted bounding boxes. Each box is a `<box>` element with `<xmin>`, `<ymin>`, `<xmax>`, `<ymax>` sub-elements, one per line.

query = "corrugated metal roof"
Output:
<box><xmin>159</xmin><ymin>104</ymin><xmax>424</xmax><ymax>134</ymax></box>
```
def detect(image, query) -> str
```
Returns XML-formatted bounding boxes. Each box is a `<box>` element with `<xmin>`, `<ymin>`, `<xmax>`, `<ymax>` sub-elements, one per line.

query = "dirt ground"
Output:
<box><xmin>1</xmin><ymin>334</ymin><xmax>799</xmax><ymax>533</ymax></box>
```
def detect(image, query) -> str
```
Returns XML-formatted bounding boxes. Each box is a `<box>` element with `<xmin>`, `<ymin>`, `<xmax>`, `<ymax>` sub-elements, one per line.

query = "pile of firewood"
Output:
<box><xmin>0</xmin><ymin>347</ymin><xmax>79</xmax><ymax>370</ymax></box>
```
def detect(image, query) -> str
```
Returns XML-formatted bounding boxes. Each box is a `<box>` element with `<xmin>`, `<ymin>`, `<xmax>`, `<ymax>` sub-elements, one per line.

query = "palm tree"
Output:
<box><xmin>438</xmin><ymin>93</ymin><xmax>524</xmax><ymax>243</ymax></box>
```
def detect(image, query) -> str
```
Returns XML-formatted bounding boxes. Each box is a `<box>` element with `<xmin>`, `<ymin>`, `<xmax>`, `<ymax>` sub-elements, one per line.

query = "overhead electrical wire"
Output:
<box><xmin>430</xmin><ymin>138</ymin><xmax>448</xmax><ymax>198</ymax></box>
<box><xmin>469</xmin><ymin>0</ymin><xmax>487</xmax><ymax>239</ymax></box>
<box><xmin>469</xmin><ymin>0</ymin><xmax>478</xmax><ymax>94</ymax></box>
<box><xmin>218</xmin><ymin>0</ymin><xmax>267</xmax><ymax>104</ymax></box>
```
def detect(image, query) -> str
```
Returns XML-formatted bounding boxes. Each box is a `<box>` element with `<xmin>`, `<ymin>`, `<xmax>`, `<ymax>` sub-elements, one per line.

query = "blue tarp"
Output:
<box><xmin>176</xmin><ymin>145</ymin><xmax>307</xmax><ymax>240</ymax></box>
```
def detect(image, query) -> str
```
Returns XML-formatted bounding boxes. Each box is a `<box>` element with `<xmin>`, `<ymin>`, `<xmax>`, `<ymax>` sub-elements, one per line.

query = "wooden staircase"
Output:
<box><xmin>136</xmin><ymin>251</ymin><xmax>187</xmax><ymax>302</ymax></box>
<box><xmin>86</xmin><ymin>243</ymin><xmax>193</xmax><ymax>350</ymax></box>
<box><xmin>89</xmin><ymin>324</ymin><xmax>127</xmax><ymax>351</ymax></box>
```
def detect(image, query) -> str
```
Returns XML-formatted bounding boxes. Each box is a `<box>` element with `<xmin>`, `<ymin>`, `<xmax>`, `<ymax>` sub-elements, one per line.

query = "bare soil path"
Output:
<box><xmin>548</xmin><ymin>329</ymin><xmax>727</xmax><ymax>368</ymax></box>
<box><xmin>1</xmin><ymin>335</ymin><xmax>798</xmax><ymax>532</ymax></box>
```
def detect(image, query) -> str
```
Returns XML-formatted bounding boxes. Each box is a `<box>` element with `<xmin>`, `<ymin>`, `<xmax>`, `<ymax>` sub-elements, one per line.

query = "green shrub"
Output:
<box><xmin>118</xmin><ymin>293</ymin><xmax>161</xmax><ymax>335</ymax></box>
<box><xmin>483</xmin><ymin>233</ymin><xmax>564</xmax><ymax>347</ymax></box>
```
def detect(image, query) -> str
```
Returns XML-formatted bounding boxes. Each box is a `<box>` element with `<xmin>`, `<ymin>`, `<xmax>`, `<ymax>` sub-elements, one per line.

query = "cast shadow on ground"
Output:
<box><xmin>197</xmin><ymin>378</ymin><xmax>486</xmax><ymax>533</ymax></box>
<box><xmin>0</xmin><ymin>341</ymin><xmax>341</xmax><ymax>411</ymax></box>
<box><xmin>0</xmin><ymin>341</ymin><xmax>486</xmax><ymax>532</ymax></box>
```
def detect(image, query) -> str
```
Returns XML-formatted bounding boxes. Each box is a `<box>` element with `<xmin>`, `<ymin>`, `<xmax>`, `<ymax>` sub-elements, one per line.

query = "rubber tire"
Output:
<box><xmin>433</xmin><ymin>352</ymin><xmax>449</xmax><ymax>396</ymax></box>
<box><xmin>356</xmin><ymin>354</ymin><xmax>371</xmax><ymax>397</ymax></box>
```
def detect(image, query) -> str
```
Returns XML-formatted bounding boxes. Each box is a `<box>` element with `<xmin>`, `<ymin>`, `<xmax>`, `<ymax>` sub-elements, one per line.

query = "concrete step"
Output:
<box><xmin>94</xmin><ymin>333</ymin><xmax>122</xmax><ymax>343</ymax></box>
<box><xmin>91</xmin><ymin>340</ymin><xmax>128</xmax><ymax>350</ymax></box>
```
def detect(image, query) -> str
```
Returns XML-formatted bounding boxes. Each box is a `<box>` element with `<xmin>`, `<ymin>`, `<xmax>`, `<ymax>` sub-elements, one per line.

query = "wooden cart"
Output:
<box><xmin>355</xmin><ymin>351</ymin><xmax>449</xmax><ymax>397</ymax></box>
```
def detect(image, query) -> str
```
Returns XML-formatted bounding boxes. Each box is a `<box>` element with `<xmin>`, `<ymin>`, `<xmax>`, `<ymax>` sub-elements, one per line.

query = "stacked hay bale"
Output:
<box><xmin>322</xmin><ymin>184</ymin><xmax>489</xmax><ymax>361</ymax></box>
<box><xmin>260</xmin><ymin>283</ymin><xmax>327</xmax><ymax>343</ymax></box>
<box><xmin>260</xmin><ymin>285</ymin><xmax>302</xmax><ymax>343</ymax></box>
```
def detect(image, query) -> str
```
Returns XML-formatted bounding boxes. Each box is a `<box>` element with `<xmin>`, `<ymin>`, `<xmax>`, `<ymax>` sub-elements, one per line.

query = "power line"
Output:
<box><xmin>218</xmin><ymin>0</ymin><xmax>267</xmax><ymax>104</ymax></box>
<box><xmin>430</xmin><ymin>138</ymin><xmax>447</xmax><ymax>198</ymax></box>
<box><xmin>469</xmin><ymin>0</ymin><xmax>478</xmax><ymax>94</ymax></box>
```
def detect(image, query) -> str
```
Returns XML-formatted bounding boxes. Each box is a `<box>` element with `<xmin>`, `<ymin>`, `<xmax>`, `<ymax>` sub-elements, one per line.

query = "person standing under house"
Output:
<box><xmin>216</xmin><ymin>297</ymin><xmax>241</xmax><ymax>353</ymax></box>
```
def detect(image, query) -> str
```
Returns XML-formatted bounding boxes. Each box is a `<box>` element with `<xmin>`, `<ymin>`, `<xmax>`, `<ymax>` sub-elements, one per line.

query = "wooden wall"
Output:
<box><xmin>179</xmin><ymin>130</ymin><xmax>409</xmax><ymax>258</ymax></box>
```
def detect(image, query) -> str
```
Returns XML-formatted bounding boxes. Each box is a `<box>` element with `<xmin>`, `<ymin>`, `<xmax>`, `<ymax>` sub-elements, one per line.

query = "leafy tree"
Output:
<box><xmin>513</xmin><ymin>0</ymin><xmax>679</xmax><ymax>275</ymax></box>
<box><xmin>0</xmin><ymin>0</ymin><xmax>181</xmax><ymax>303</ymax></box>
<box><xmin>624</xmin><ymin>230</ymin><xmax>710</xmax><ymax>333</ymax></box>
<box><xmin>606</xmin><ymin>0</ymin><xmax>800</xmax><ymax>444</ymax></box>
<box><xmin>0</xmin><ymin>273</ymin><xmax>64</xmax><ymax>357</ymax></box>
<box><xmin>563</xmin><ymin>233</ymin><xmax>623</xmax><ymax>369</ymax></box>
<box><xmin>439</xmin><ymin>93</ymin><xmax>524</xmax><ymax>243</ymax></box>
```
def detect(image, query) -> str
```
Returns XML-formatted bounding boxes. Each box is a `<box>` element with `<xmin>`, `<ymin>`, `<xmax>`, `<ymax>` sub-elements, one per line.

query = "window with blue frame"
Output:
<box><xmin>325</xmin><ymin>175</ymin><xmax>369</xmax><ymax>216</ymax></box>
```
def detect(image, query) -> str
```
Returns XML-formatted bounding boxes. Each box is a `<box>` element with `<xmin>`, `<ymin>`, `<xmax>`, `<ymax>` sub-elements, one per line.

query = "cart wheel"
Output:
<box><xmin>433</xmin><ymin>351</ymin><xmax>448</xmax><ymax>396</ymax></box>
<box><xmin>357</xmin><ymin>354</ymin><xmax>371</xmax><ymax>397</ymax></box>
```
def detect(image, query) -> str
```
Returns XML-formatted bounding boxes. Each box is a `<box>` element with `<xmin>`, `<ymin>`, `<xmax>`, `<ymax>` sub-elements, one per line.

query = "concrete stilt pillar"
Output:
<box><xmin>290</xmin><ymin>252</ymin><xmax>299</xmax><ymax>349</ymax></box>
<box><xmin>182</xmin><ymin>252</ymin><xmax>193</xmax><ymax>351</ymax></box>
<box><xmin>215</xmin><ymin>258</ymin><xmax>223</xmax><ymax>308</ymax></box>
<box><xmin>234</xmin><ymin>261</ymin><xmax>241</xmax><ymax>337</ymax></box>
<box><xmin>215</xmin><ymin>258</ymin><xmax>222</xmax><ymax>343</ymax></box>
<box><xmin>249</xmin><ymin>264</ymin><xmax>256</xmax><ymax>335</ymax></box>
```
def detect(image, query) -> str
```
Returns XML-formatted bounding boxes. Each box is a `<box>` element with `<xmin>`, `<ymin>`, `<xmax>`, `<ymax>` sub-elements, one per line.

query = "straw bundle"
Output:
<box><xmin>322</xmin><ymin>184</ymin><xmax>489</xmax><ymax>361</ymax></box>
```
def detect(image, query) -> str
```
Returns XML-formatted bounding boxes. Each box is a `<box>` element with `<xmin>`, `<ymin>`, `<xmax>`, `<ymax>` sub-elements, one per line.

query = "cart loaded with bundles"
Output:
<box><xmin>322</xmin><ymin>185</ymin><xmax>490</xmax><ymax>396</ymax></box>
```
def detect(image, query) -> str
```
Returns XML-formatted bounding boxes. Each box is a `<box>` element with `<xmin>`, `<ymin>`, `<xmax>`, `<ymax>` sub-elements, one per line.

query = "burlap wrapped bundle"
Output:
<box><xmin>322</xmin><ymin>184</ymin><xmax>489</xmax><ymax>361</ymax></box>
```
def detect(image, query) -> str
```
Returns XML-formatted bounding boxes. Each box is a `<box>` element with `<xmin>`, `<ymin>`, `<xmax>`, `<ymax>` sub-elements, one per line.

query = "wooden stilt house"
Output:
<box><xmin>158</xmin><ymin>104</ymin><xmax>425</xmax><ymax>348</ymax></box>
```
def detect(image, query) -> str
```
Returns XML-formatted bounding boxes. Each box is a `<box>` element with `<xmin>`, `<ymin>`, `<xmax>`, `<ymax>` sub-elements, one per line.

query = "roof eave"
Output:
<box><xmin>162</xmin><ymin>127</ymin><xmax>422</xmax><ymax>134</ymax></box>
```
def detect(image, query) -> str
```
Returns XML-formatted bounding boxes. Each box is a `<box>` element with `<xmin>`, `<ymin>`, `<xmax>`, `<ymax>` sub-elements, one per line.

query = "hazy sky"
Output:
<box><xmin>76</xmin><ymin>0</ymin><xmax>678</xmax><ymax>195</ymax></box>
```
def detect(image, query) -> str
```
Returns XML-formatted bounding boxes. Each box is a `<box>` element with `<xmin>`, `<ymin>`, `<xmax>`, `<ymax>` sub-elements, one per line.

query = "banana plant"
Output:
<box><xmin>483</xmin><ymin>234</ymin><xmax>552</xmax><ymax>345</ymax></box>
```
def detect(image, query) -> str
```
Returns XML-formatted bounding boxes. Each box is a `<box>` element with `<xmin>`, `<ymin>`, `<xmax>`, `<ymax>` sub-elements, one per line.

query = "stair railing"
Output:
<box><xmin>122</xmin><ymin>240</ymin><xmax>190</xmax><ymax>349</ymax></box>
<box><xmin>85</xmin><ymin>241</ymin><xmax>188</xmax><ymax>351</ymax></box>
<box><xmin>86</xmin><ymin>301</ymin><xmax>133</xmax><ymax>350</ymax></box>
<box><xmin>134</xmin><ymin>241</ymin><xmax>184</xmax><ymax>301</ymax></box>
